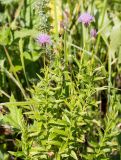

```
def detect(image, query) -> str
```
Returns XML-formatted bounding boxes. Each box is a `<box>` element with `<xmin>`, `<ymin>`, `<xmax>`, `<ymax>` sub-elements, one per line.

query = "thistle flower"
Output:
<box><xmin>90</xmin><ymin>29</ymin><xmax>97</xmax><ymax>38</ymax></box>
<box><xmin>78</xmin><ymin>12</ymin><xmax>94</xmax><ymax>27</ymax></box>
<box><xmin>37</xmin><ymin>33</ymin><xmax>51</xmax><ymax>46</ymax></box>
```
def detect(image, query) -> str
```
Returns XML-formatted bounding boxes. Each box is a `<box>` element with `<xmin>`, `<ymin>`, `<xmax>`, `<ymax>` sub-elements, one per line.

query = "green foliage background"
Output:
<box><xmin>0</xmin><ymin>0</ymin><xmax>121</xmax><ymax>159</ymax></box>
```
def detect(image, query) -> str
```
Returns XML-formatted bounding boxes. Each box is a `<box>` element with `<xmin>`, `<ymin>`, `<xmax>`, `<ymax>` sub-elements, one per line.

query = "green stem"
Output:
<box><xmin>0</xmin><ymin>89</ymin><xmax>10</xmax><ymax>98</ymax></box>
<box><xmin>81</xmin><ymin>1</ymin><xmax>85</xmax><ymax>49</ymax></box>
<box><xmin>3</xmin><ymin>46</ymin><xmax>21</xmax><ymax>84</ymax></box>
<box><xmin>0</xmin><ymin>66</ymin><xmax>27</xmax><ymax>99</ymax></box>
<box><xmin>10</xmin><ymin>0</ymin><xmax>24</xmax><ymax>29</ymax></box>
<box><xmin>54</xmin><ymin>0</ymin><xmax>59</xmax><ymax>41</ymax></box>
<box><xmin>19</xmin><ymin>39</ymin><xmax>29</xmax><ymax>88</ymax></box>
<box><xmin>120</xmin><ymin>146</ymin><xmax>121</xmax><ymax>160</ymax></box>
<box><xmin>108</xmin><ymin>49</ymin><xmax>111</xmax><ymax>110</ymax></box>
<box><xmin>95</xmin><ymin>0</ymin><xmax>107</xmax><ymax>54</ymax></box>
<box><xmin>64</xmin><ymin>31</ymin><xmax>68</xmax><ymax>67</ymax></box>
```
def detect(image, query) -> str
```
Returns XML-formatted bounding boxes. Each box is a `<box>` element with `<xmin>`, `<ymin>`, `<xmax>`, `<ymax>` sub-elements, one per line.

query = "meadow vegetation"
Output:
<box><xmin>0</xmin><ymin>0</ymin><xmax>121</xmax><ymax>159</ymax></box>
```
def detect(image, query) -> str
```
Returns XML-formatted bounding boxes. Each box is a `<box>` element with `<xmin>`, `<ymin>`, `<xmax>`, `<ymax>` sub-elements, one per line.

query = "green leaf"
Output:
<box><xmin>70</xmin><ymin>150</ymin><xmax>78</xmax><ymax>160</ymax></box>
<box><xmin>59</xmin><ymin>142</ymin><xmax>68</xmax><ymax>154</ymax></box>
<box><xmin>109</xmin><ymin>23</ymin><xmax>121</xmax><ymax>59</ymax></box>
<box><xmin>118</xmin><ymin>46</ymin><xmax>121</xmax><ymax>64</ymax></box>
<box><xmin>29</xmin><ymin>147</ymin><xmax>46</xmax><ymax>156</ymax></box>
<box><xmin>8</xmin><ymin>151</ymin><xmax>24</xmax><ymax>158</ymax></box>
<box><xmin>42</xmin><ymin>140</ymin><xmax>61</xmax><ymax>146</ymax></box>
<box><xmin>13</xmin><ymin>65</ymin><xmax>23</xmax><ymax>72</ymax></box>
<box><xmin>3</xmin><ymin>95</ymin><xmax>25</xmax><ymax>130</ymax></box>
<box><xmin>49</xmin><ymin>128</ymin><xmax>68</xmax><ymax>136</ymax></box>
<box><xmin>49</xmin><ymin>119</ymin><xmax>68</xmax><ymax>126</ymax></box>
<box><xmin>14</xmin><ymin>29</ymin><xmax>39</xmax><ymax>39</ymax></box>
<box><xmin>24</xmin><ymin>52</ymin><xmax>42</xmax><ymax>62</ymax></box>
<box><xmin>0</xmin><ymin>27</ymin><xmax>12</xmax><ymax>45</ymax></box>
<box><xmin>94</xmin><ymin>77</ymin><xmax>105</xmax><ymax>81</ymax></box>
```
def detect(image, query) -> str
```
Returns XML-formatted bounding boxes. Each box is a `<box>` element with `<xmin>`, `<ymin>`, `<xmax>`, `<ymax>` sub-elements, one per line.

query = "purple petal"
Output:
<box><xmin>37</xmin><ymin>33</ymin><xmax>51</xmax><ymax>45</ymax></box>
<box><xmin>78</xmin><ymin>12</ymin><xmax>94</xmax><ymax>26</ymax></box>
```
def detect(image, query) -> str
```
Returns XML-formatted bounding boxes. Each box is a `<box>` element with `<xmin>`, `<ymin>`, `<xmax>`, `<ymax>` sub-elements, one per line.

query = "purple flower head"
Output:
<box><xmin>78</xmin><ymin>12</ymin><xmax>94</xmax><ymax>27</ymax></box>
<box><xmin>37</xmin><ymin>33</ymin><xmax>51</xmax><ymax>46</ymax></box>
<box><xmin>90</xmin><ymin>29</ymin><xmax>97</xmax><ymax>38</ymax></box>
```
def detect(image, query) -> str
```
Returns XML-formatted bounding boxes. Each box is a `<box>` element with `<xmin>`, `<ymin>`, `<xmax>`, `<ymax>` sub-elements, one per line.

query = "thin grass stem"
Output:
<box><xmin>95</xmin><ymin>0</ymin><xmax>107</xmax><ymax>54</ymax></box>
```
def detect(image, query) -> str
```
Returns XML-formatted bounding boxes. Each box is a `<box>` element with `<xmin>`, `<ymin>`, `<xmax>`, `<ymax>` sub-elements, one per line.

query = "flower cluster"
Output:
<box><xmin>78</xmin><ymin>12</ymin><xmax>97</xmax><ymax>39</ymax></box>
<box><xmin>37</xmin><ymin>12</ymin><xmax>97</xmax><ymax>46</ymax></box>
